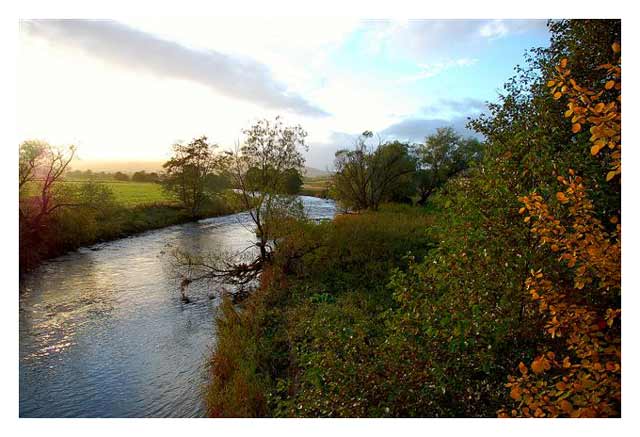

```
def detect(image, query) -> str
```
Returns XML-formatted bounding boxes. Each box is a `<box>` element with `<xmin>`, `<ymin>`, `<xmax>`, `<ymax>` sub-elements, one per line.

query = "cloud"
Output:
<box><xmin>397</xmin><ymin>58</ymin><xmax>478</xmax><ymax>83</ymax></box>
<box><xmin>421</xmin><ymin>97</ymin><xmax>488</xmax><ymax>117</ymax></box>
<box><xmin>363</xmin><ymin>19</ymin><xmax>548</xmax><ymax>60</ymax></box>
<box><xmin>380</xmin><ymin>117</ymin><xmax>480</xmax><ymax>142</ymax></box>
<box><xmin>21</xmin><ymin>19</ymin><xmax>329</xmax><ymax>118</ymax></box>
<box><xmin>479</xmin><ymin>20</ymin><xmax>510</xmax><ymax>39</ymax></box>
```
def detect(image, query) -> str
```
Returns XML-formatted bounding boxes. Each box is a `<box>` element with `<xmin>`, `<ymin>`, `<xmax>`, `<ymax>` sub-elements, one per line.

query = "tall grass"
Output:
<box><xmin>204</xmin><ymin>205</ymin><xmax>435</xmax><ymax>416</ymax></box>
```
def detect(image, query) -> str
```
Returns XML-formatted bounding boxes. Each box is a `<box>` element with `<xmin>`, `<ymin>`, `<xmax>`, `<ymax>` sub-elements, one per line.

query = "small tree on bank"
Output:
<box><xmin>229</xmin><ymin>117</ymin><xmax>308</xmax><ymax>264</ymax></box>
<box><xmin>162</xmin><ymin>136</ymin><xmax>224</xmax><ymax>217</ymax></box>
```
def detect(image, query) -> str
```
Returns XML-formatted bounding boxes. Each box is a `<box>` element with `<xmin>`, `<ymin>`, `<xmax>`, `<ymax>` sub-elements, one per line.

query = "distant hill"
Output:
<box><xmin>71</xmin><ymin>159</ymin><xmax>332</xmax><ymax>178</ymax></box>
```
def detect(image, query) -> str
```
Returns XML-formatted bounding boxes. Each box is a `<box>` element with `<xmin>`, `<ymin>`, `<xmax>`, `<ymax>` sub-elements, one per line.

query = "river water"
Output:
<box><xmin>19</xmin><ymin>196</ymin><xmax>336</xmax><ymax>418</ymax></box>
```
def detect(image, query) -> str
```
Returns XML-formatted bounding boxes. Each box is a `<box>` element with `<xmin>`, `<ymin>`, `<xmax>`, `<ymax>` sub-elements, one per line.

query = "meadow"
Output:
<box><xmin>62</xmin><ymin>179</ymin><xmax>177</xmax><ymax>206</ymax></box>
<box><xmin>300</xmin><ymin>175</ymin><xmax>332</xmax><ymax>198</ymax></box>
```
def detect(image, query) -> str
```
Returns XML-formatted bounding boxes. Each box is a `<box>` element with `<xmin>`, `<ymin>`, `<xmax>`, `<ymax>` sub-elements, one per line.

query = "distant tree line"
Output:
<box><xmin>65</xmin><ymin>169</ymin><xmax>161</xmax><ymax>183</ymax></box>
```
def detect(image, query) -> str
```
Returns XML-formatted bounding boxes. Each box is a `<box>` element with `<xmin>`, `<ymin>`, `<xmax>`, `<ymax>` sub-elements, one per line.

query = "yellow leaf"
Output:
<box><xmin>553</xmin><ymin>92</ymin><xmax>562</xmax><ymax>100</ymax></box>
<box><xmin>510</xmin><ymin>386</ymin><xmax>522</xmax><ymax>401</ymax></box>
<box><xmin>560</xmin><ymin>400</ymin><xmax>573</xmax><ymax>414</ymax></box>
<box><xmin>571</xmin><ymin>123</ymin><xmax>581</xmax><ymax>133</ymax></box>
<box><xmin>547</xmin><ymin>80</ymin><xmax>556</xmax><ymax>87</ymax></box>
<box><xmin>560</xmin><ymin>58</ymin><xmax>568</xmax><ymax>69</ymax></box>
<box><xmin>531</xmin><ymin>358</ymin><xmax>545</xmax><ymax>374</ymax></box>
<box><xmin>612</xmin><ymin>42</ymin><xmax>620</xmax><ymax>53</ymax></box>
<box><xmin>590</xmin><ymin>144</ymin><xmax>602</xmax><ymax>155</ymax></box>
<box><xmin>606</xmin><ymin>171</ymin><xmax>616</xmax><ymax>181</ymax></box>
<box><xmin>518</xmin><ymin>207</ymin><xmax>526</xmax><ymax>214</ymax></box>
<box><xmin>605</xmin><ymin>80</ymin><xmax>615</xmax><ymax>90</ymax></box>
<box><xmin>518</xmin><ymin>362</ymin><xmax>528</xmax><ymax>375</ymax></box>
<box><xmin>556</xmin><ymin>192</ymin><xmax>569</xmax><ymax>203</ymax></box>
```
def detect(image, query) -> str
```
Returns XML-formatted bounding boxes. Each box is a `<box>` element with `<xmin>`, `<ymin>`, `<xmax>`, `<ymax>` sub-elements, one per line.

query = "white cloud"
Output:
<box><xmin>21</xmin><ymin>19</ymin><xmax>329</xmax><ymax>117</ymax></box>
<box><xmin>396</xmin><ymin>58</ymin><xmax>478</xmax><ymax>83</ymax></box>
<box><xmin>421</xmin><ymin>97</ymin><xmax>488</xmax><ymax>117</ymax></box>
<box><xmin>361</xmin><ymin>19</ymin><xmax>548</xmax><ymax>61</ymax></box>
<box><xmin>479</xmin><ymin>20</ymin><xmax>509</xmax><ymax>39</ymax></box>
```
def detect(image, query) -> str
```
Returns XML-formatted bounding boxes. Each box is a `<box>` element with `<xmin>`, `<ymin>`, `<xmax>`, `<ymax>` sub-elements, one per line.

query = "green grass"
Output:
<box><xmin>62</xmin><ymin>179</ymin><xmax>176</xmax><ymax>206</ymax></box>
<box><xmin>204</xmin><ymin>204</ymin><xmax>436</xmax><ymax>417</ymax></box>
<box><xmin>301</xmin><ymin>175</ymin><xmax>332</xmax><ymax>198</ymax></box>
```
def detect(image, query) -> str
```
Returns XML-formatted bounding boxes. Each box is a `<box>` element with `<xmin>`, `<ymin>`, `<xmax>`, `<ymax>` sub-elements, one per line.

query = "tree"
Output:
<box><xmin>230</xmin><ymin>117</ymin><xmax>308</xmax><ymax>263</ymax></box>
<box><xmin>333</xmin><ymin>132</ymin><xmax>416</xmax><ymax>211</ymax></box>
<box><xmin>171</xmin><ymin>117</ymin><xmax>309</xmax><ymax>292</ymax></box>
<box><xmin>162</xmin><ymin>136</ymin><xmax>224</xmax><ymax>217</ymax></box>
<box><xmin>132</xmin><ymin>170</ymin><xmax>160</xmax><ymax>183</ymax></box>
<box><xmin>19</xmin><ymin>140</ymin><xmax>47</xmax><ymax>191</ymax></box>
<box><xmin>283</xmin><ymin>168</ymin><xmax>304</xmax><ymax>195</ymax></box>
<box><xmin>414</xmin><ymin>128</ymin><xmax>483</xmax><ymax>204</ymax></box>
<box><xmin>113</xmin><ymin>171</ymin><xmax>129</xmax><ymax>181</ymax></box>
<box><xmin>19</xmin><ymin>141</ymin><xmax>78</xmax><ymax>269</ymax></box>
<box><xmin>19</xmin><ymin>141</ymin><xmax>76</xmax><ymax>233</ymax></box>
<box><xmin>245</xmin><ymin>166</ymin><xmax>303</xmax><ymax>195</ymax></box>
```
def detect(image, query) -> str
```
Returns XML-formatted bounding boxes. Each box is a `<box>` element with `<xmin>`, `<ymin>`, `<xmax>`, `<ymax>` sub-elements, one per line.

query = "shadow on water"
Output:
<box><xmin>19</xmin><ymin>196</ymin><xmax>336</xmax><ymax>417</ymax></box>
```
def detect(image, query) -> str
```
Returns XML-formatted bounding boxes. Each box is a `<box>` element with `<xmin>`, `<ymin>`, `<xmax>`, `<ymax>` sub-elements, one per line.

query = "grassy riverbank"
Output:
<box><xmin>204</xmin><ymin>173</ymin><xmax>560</xmax><ymax>417</ymax></box>
<box><xmin>20</xmin><ymin>190</ymin><xmax>244</xmax><ymax>273</ymax></box>
<box><xmin>205</xmin><ymin>203</ymin><xmax>438</xmax><ymax>417</ymax></box>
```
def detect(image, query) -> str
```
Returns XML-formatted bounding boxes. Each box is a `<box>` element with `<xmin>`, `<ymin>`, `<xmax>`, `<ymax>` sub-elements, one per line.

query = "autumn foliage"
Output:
<box><xmin>501</xmin><ymin>43</ymin><xmax>621</xmax><ymax>418</ymax></box>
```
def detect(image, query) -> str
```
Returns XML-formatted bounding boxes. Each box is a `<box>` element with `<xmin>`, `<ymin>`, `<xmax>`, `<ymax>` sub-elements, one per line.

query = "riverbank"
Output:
<box><xmin>204</xmin><ymin>204</ymin><xmax>436</xmax><ymax>417</ymax></box>
<box><xmin>20</xmin><ymin>191</ymin><xmax>245</xmax><ymax>273</ymax></box>
<box><xmin>19</xmin><ymin>196</ymin><xmax>336</xmax><ymax>417</ymax></box>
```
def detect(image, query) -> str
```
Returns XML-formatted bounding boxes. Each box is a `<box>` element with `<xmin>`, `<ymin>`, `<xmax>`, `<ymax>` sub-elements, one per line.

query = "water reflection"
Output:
<box><xmin>19</xmin><ymin>196</ymin><xmax>335</xmax><ymax>417</ymax></box>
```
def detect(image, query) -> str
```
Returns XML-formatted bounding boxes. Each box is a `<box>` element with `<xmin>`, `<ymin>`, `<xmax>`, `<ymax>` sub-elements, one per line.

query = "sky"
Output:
<box><xmin>18</xmin><ymin>19</ymin><xmax>551</xmax><ymax>170</ymax></box>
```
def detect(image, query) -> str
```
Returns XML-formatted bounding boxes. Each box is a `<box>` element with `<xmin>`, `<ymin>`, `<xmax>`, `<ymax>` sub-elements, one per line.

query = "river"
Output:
<box><xmin>19</xmin><ymin>196</ymin><xmax>336</xmax><ymax>418</ymax></box>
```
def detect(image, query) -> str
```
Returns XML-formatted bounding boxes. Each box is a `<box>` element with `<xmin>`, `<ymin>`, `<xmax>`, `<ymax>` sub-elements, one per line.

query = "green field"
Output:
<box><xmin>301</xmin><ymin>175</ymin><xmax>332</xmax><ymax>197</ymax></box>
<box><xmin>62</xmin><ymin>180</ymin><xmax>177</xmax><ymax>206</ymax></box>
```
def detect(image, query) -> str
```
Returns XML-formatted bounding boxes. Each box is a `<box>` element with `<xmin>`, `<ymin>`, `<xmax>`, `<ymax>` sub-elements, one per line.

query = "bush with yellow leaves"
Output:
<box><xmin>501</xmin><ymin>43</ymin><xmax>621</xmax><ymax>418</ymax></box>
